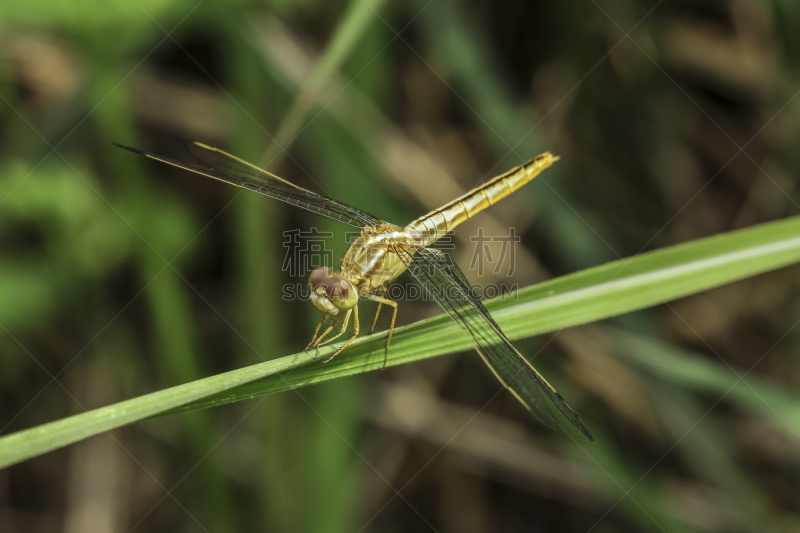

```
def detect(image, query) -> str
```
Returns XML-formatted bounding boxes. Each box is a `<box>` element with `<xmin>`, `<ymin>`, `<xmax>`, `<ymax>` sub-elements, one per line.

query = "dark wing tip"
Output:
<box><xmin>566</xmin><ymin>411</ymin><xmax>594</xmax><ymax>441</ymax></box>
<box><xmin>554</xmin><ymin>400</ymin><xmax>593</xmax><ymax>441</ymax></box>
<box><xmin>534</xmin><ymin>396</ymin><xmax>593</xmax><ymax>441</ymax></box>
<box><xmin>579</xmin><ymin>423</ymin><xmax>594</xmax><ymax>441</ymax></box>
<box><xmin>408</xmin><ymin>246</ymin><xmax>595</xmax><ymax>441</ymax></box>
<box><xmin>114</xmin><ymin>143</ymin><xmax>147</xmax><ymax>157</ymax></box>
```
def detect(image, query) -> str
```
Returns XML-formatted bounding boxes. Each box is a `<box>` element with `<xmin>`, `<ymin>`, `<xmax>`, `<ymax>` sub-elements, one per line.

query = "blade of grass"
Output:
<box><xmin>648</xmin><ymin>383</ymin><xmax>772</xmax><ymax>532</ymax></box>
<box><xmin>613</xmin><ymin>329</ymin><xmax>800</xmax><ymax>431</ymax></box>
<box><xmin>93</xmin><ymin>60</ymin><xmax>238</xmax><ymax>532</ymax></box>
<box><xmin>256</xmin><ymin>0</ymin><xmax>388</xmax><ymax>167</ymax></box>
<box><xmin>222</xmin><ymin>2</ymin><xmax>388</xmax><ymax>530</ymax></box>
<box><xmin>1</xmin><ymin>214</ymin><xmax>800</xmax><ymax>468</ymax></box>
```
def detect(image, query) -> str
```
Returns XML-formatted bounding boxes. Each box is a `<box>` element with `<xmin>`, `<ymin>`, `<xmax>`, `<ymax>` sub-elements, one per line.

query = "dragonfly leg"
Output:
<box><xmin>370</xmin><ymin>287</ymin><xmax>387</xmax><ymax>333</ymax></box>
<box><xmin>306</xmin><ymin>314</ymin><xmax>331</xmax><ymax>351</ymax></box>
<box><xmin>314</xmin><ymin>309</ymin><xmax>351</xmax><ymax>350</ymax></box>
<box><xmin>323</xmin><ymin>305</ymin><xmax>359</xmax><ymax>363</ymax></box>
<box><xmin>306</xmin><ymin>315</ymin><xmax>342</xmax><ymax>352</ymax></box>
<box><xmin>365</xmin><ymin>294</ymin><xmax>397</xmax><ymax>369</ymax></box>
<box><xmin>371</xmin><ymin>302</ymin><xmax>383</xmax><ymax>333</ymax></box>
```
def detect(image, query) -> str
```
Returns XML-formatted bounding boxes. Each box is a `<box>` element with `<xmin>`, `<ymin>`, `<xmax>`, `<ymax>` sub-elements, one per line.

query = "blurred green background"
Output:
<box><xmin>2</xmin><ymin>0</ymin><xmax>800</xmax><ymax>531</ymax></box>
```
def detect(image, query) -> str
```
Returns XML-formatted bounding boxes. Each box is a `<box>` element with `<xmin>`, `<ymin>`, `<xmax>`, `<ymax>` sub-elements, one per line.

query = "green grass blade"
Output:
<box><xmin>1</xmin><ymin>214</ymin><xmax>799</xmax><ymax>468</ymax></box>
<box><xmin>259</xmin><ymin>0</ymin><xmax>388</xmax><ymax>166</ymax></box>
<box><xmin>613</xmin><ymin>329</ymin><xmax>800</xmax><ymax>429</ymax></box>
<box><xmin>497</xmin><ymin>214</ymin><xmax>800</xmax><ymax>338</ymax></box>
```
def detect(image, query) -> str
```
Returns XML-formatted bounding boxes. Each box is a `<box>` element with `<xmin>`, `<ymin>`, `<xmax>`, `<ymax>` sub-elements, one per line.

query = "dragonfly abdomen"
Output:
<box><xmin>404</xmin><ymin>153</ymin><xmax>559</xmax><ymax>246</ymax></box>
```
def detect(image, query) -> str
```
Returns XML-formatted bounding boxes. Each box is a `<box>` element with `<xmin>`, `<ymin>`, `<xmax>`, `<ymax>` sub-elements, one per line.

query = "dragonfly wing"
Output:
<box><xmin>115</xmin><ymin>142</ymin><xmax>385</xmax><ymax>228</ymax></box>
<box><xmin>397</xmin><ymin>245</ymin><xmax>592</xmax><ymax>440</ymax></box>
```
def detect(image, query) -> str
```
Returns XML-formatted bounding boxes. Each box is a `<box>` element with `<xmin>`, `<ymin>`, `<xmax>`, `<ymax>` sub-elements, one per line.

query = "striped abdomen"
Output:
<box><xmin>404</xmin><ymin>153</ymin><xmax>559</xmax><ymax>246</ymax></box>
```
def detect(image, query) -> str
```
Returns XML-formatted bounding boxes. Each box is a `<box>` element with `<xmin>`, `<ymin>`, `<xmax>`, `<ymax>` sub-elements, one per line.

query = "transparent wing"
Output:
<box><xmin>115</xmin><ymin>142</ymin><xmax>385</xmax><ymax>228</ymax></box>
<box><xmin>397</xmin><ymin>245</ymin><xmax>593</xmax><ymax>440</ymax></box>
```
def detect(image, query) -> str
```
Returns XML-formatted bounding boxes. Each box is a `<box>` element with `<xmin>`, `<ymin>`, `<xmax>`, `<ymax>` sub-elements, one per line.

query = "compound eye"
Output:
<box><xmin>309</xmin><ymin>266</ymin><xmax>332</xmax><ymax>289</ymax></box>
<box><xmin>324</xmin><ymin>275</ymin><xmax>358</xmax><ymax>310</ymax></box>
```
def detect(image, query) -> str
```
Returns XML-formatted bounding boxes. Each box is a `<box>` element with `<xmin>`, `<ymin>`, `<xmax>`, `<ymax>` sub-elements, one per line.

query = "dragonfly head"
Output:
<box><xmin>309</xmin><ymin>266</ymin><xmax>358</xmax><ymax>315</ymax></box>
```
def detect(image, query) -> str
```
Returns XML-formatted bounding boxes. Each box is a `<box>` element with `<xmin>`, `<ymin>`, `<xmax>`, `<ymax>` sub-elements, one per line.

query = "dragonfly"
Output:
<box><xmin>116</xmin><ymin>142</ymin><xmax>592</xmax><ymax>440</ymax></box>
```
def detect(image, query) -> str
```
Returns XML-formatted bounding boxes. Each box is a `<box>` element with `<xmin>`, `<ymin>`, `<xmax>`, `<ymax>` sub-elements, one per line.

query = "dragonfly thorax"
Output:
<box><xmin>340</xmin><ymin>225</ymin><xmax>414</xmax><ymax>295</ymax></box>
